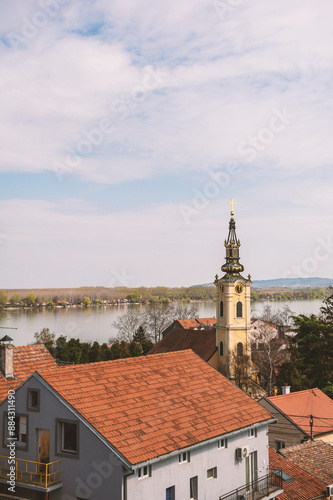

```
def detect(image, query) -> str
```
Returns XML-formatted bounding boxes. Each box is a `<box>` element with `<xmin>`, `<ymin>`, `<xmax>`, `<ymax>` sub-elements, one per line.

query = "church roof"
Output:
<box><xmin>38</xmin><ymin>350</ymin><xmax>273</xmax><ymax>465</ymax></box>
<box><xmin>148</xmin><ymin>327</ymin><xmax>217</xmax><ymax>361</ymax></box>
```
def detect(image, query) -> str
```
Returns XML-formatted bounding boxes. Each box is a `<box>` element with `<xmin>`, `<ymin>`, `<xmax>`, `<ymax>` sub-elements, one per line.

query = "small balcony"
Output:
<box><xmin>0</xmin><ymin>455</ymin><xmax>62</xmax><ymax>492</ymax></box>
<box><xmin>219</xmin><ymin>469</ymin><xmax>284</xmax><ymax>500</ymax></box>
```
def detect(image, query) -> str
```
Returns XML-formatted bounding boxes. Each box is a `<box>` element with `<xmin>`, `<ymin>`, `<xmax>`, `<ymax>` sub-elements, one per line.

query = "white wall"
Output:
<box><xmin>126</xmin><ymin>424</ymin><xmax>269</xmax><ymax>500</ymax></box>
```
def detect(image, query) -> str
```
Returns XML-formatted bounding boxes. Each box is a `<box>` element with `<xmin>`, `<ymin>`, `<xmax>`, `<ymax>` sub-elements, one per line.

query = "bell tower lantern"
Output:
<box><xmin>215</xmin><ymin>199</ymin><xmax>252</xmax><ymax>381</ymax></box>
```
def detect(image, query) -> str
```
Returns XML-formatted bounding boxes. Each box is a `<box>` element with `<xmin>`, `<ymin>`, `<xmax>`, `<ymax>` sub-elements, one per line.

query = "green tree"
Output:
<box><xmin>127</xmin><ymin>293</ymin><xmax>140</xmax><ymax>303</ymax></box>
<box><xmin>109</xmin><ymin>340</ymin><xmax>128</xmax><ymax>359</ymax></box>
<box><xmin>25</xmin><ymin>294</ymin><xmax>37</xmax><ymax>307</ymax></box>
<box><xmin>9</xmin><ymin>294</ymin><xmax>21</xmax><ymax>307</ymax></box>
<box><xmin>278</xmin><ymin>310</ymin><xmax>333</xmax><ymax>397</ymax></box>
<box><xmin>128</xmin><ymin>339</ymin><xmax>143</xmax><ymax>357</ymax></box>
<box><xmin>0</xmin><ymin>291</ymin><xmax>8</xmax><ymax>309</ymax></box>
<box><xmin>34</xmin><ymin>327</ymin><xmax>56</xmax><ymax>357</ymax></box>
<box><xmin>82</xmin><ymin>297</ymin><xmax>91</xmax><ymax>307</ymax></box>
<box><xmin>80</xmin><ymin>342</ymin><xmax>92</xmax><ymax>363</ymax></box>
<box><xmin>89</xmin><ymin>341</ymin><xmax>101</xmax><ymax>362</ymax></box>
<box><xmin>133</xmin><ymin>326</ymin><xmax>154</xmax><ymax>355</ymax></box>
<box><xmin>55</xmin><ymin>336</ymin><xmax>69</xmax><ymax>362</ymax></box>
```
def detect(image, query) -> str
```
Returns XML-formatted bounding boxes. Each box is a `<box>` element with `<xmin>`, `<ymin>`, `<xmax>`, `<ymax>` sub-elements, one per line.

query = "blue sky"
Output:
<box><xmin>1</xmin><ymin>0</ymin><xmax>333</xmax><ymax>288</ymax></box>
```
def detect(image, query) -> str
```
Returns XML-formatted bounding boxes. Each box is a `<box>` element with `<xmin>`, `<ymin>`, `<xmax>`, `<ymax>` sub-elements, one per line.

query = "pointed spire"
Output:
<box><xmin>221</xmin><ymin>199</ymin><xmax>244</xmax><ymax>276</ymax></box>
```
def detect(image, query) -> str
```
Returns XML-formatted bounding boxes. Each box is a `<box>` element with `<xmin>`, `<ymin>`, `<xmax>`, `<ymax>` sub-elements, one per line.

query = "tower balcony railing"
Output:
<box><xmin>0</xmin><ymin>455</ymin><xmax>62</xmax><ymax>491</ymax></box>
<box><xmin>219</xmin><ymin>469</ymin><xmax>283</xmax><ymax>500</ymax></box>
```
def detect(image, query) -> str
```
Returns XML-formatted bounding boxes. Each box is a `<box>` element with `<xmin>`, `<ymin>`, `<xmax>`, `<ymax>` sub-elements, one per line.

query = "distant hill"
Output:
<box><xmin>198</xmin><ymin>277</ymin><xmax>333</xmax><ymax>289</ymax></box>
<box><xmin>252</xmin><ymin>277</ymin><xmax>333</xmax><ymax>289</ymax></box>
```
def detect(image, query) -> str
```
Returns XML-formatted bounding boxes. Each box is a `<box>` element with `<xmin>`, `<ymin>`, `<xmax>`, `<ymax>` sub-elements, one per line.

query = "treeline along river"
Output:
<box><xmin>0</xmin><ymin>300</ymin><xmax>324</xmax><ymax>346</ymax></box>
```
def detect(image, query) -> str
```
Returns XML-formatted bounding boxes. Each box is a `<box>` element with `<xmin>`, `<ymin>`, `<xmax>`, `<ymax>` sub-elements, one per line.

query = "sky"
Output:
<box><xmin>0</xmin><ymin>0</ymin><xmax>333</xmax><ymax>289</ymax></box>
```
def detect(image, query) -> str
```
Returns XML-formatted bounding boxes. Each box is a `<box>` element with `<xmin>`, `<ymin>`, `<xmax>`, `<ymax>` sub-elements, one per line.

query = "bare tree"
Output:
<box><xmin>252</xmin><ymin>322</ymin><xmax>289</xmax><ymax>395</ymax></box>
<box><xmin>256</xmin><ymin>304</ymin><xmax>294</xmax><ymax>326</ymax></box>
<box><xmin>143</xmin><ymin>303</ymin><xmax>173</xmax><ymax>343</ymax></box>
<box><xmin>112</xmin><ymin>302</ymin><xmax>201</xmax><ymax>344</ymax></box>
<box><xmin>171</xmin><ymin>303</ymin><xmax>199</xmax><ymax>320</ymax></box>
<box><xmin>111</xmin><ymin>309</ymin><xmax>143</xmax><ymax>342</ymax></box>
<box><xmin>223</xmin><ymin>350</ymin><xmax>252</xmax><ymax>394</ymax></box>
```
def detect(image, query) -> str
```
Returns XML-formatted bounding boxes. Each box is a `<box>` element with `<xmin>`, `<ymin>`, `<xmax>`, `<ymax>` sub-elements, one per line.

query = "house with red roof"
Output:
<box><xmin>0</xmin><ymin>336</ymin><xmax>58</xmax><ymax>402</ymax></box>
<box><xmin>0</xmin><ymin>350</ymin><xmax>283</xmax><ymax>500</ymax></box>
<box><xmin>279</xmin><ymin>440</ymin><xmax>333</xmax><ymax>486</ymax></box>
<box><xmin>269</xmin><ymin>447</ymin><xmax>328</xmax><ymax>500</ymax></box>
<box><xmin>259</xmin><ymin>388</ymin><xmax>333</xmax><ymax>451</ymax></box>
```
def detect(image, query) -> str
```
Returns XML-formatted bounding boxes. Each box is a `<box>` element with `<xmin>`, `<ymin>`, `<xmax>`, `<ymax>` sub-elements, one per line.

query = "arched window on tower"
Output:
<box><xmin>220</xmin><ymin>300</ymin><xmax>224</xmax><ymax>317</ymax></box>
<box><xmin>219</xmin><ymin>341</ymin><xmax>224</xmax><ymax>356</ymax></box>
<box><xmin>236</xmin><ymin>301</ymin><xmax>243</xmax><ymax>318</ymax></box>
<box><xmin>237</xmin><ymin>342</ymin><xmax>243</xmax><ymax>357</ymax></box>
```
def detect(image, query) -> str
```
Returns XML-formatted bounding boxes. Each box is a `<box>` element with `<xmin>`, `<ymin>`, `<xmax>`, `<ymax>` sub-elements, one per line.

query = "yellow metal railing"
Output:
<box><xmin>0</xmin><ymin>455</ymin><xmax>61</xmax><ymax>489</ymax></box>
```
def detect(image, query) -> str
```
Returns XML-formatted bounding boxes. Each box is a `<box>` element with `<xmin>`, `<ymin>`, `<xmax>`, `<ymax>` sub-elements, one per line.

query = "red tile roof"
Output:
<box><xmin>176</xmin><ymin>318</ymin><xmax>216</xmax><ymax>329</ymax></box>
<box><xmin>280</xmin><ymin>440</ymin><xmax>333</xmax><ymax>485</ymax></box>
<box><xmin>0</xmin><ymin>344</ymin><xmax>58</xmax><ymax>402</ymax></box>
<box><xmin>267</xmin><ymin>388</ymin><xmax>333</xmax><ymax>436</ymax></box>
<box><xmin>148</xmin><ymin>327</ymin><xmax>217</xmax><ymax>361</ymax></box>
<box><xmin>39</xmin><ymin>350</ymin><xmax>272</xmax><ymax>465</ymax></box>
<box><xmin>269</xmin><ymin>448</ymin><xmax>326</xmax><ymax>500</ymax></box>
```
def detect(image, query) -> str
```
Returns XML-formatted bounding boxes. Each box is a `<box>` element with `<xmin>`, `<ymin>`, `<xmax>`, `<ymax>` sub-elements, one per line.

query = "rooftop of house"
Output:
<box><xmin>251</xmin><ymin>318</ymin><xmax>277</xmax><ymax>329</ymax></box>
<box><xmin>147</xmin><ymin>327</ymin><xmax>217</xmax><ymax>361</ymax></box>
<box><xmin>279</xmin><ymin>440</ymin><xmax>333</xmax><ymax>485</ymax></box>
<box><xmin>38</xmin><ymin>350</ymin><xmax>273</xmax><ymax>465</ymax></box>
<box><xmin>269</xmin><ymin>447</ymin><xmax>326</xmax><ymax>500</ymax></box>
<box><xmin>176</xmin><ymin>318</ymin><xmax>216</xmax><ymax>329</ymax></box>
<box><xmin>0</xmin><ymin>343</ymin><xmax>58</xmax><ymax>402</ymax></box>
<box><xmin>266</xmin><ymin>388</ymin><xmax>333</xmax><ymax>436</ymax></box>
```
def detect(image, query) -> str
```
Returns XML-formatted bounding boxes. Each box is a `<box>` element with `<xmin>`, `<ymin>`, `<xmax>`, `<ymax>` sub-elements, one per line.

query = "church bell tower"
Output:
<box><xmin>215</xmin><ymin>199</ymin><xmax>252</xmax><ymax>379</ymax></box>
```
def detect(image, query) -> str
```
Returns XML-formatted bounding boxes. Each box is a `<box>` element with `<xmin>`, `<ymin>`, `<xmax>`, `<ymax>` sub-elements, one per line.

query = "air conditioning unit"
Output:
<box><xmin>327</xmin><ymin>484</ymin><xmax>333</xmax><ymax>497</ymax></box>
<box><xmin>236</xmin><ymin>446</ymin><xmax>249</xmax><ymax>460</ymax></box>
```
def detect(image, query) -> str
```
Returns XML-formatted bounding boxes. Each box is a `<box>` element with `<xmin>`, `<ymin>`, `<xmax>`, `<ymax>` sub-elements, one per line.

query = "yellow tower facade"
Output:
<box><xmin>215</xmin><ymin>200</ymin><xmax>252</xmax><ymax>382</ymax></box>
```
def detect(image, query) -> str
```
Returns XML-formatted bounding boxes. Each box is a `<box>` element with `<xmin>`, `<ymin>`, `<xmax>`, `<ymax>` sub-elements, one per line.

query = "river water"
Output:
<box><xmin>0</xmin><ymin>299</ymin><xmax>324</xmax><ymax>346</ymax></box>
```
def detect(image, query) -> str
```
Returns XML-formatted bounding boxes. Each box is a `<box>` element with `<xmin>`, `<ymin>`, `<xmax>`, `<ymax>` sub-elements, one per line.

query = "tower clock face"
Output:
<box><xmin>235</xmin><ymin>284</ymin><xmax>243</xmax><ymax>294</ymax></box>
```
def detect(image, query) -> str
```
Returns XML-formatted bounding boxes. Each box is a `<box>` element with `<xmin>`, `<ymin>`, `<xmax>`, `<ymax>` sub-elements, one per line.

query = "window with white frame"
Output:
<box><xmin>207</xmin><ymin>467</ymin><xmax>217</xmax><ymax>480</ymax></box>
<box><xmin>248</xmin><ymin>428</ymin><xmax>257</xmax><ymax>438</ymax></box>
<box><xmin>138</xmin><ymin>465</ymin><xmax>151</xmax><ymax>479</ymax></box>
<box><xmin>218</xmin><ymin>438</ymin><xmax>228</xmax><ymax>449</ymax></box>
<box><xmin>179</xmin><ymin>451</ymin><xmax>190</xmax><ymax>464</ymax></box>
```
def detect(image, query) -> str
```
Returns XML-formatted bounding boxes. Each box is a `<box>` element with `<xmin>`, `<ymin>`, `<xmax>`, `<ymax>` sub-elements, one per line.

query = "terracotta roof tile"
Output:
<box><xmin>267</xmin><ymin>388</ymin><xmax>333</xmax><ymax>436</ymax></box>
<box><xmin>0</xmin><ymin>344</ymin><xmax>58</xmax><ymax>402</ymax></box>
<box><xmin>148</xmin><ymin>327</ymin><xmax>217</xmax><ymax>361</ymax></box>
<box><xmin>280</xmin><ymin>440</ymin><xmax>333</xmax><ymax>484</ymax></box>
<box><xmin>176</xmin><ymin>318</ymin><xmax>216</xmax><ymax>329</ymax></box>
<box><xmin>269</xmin><ymin>448</ymin><xmax>326</xmax><ymax>500</ymax></box>
<box><xmin>39</xmin><ymin>350</ymin><xmax>272</xmax><ymax>465</ymax></box>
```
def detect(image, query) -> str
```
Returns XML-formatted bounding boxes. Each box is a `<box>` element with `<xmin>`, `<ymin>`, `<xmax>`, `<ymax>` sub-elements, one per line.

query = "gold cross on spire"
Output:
<box><xmin>228</xmin><ymin>198</ymin><xmax>236</xmax><ymax>217</ymax></box>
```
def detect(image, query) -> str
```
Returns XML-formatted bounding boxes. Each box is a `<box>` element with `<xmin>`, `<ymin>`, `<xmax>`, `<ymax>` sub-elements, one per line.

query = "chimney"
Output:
<box><xmin>281</xmin><ymin>385</ymin><xmax>291</xmax><ymax>395</ymax></box>
<box><xmin>0</xmin><ymin>336</ymin><xmax>14</xmax><ymax>378</ymax></box>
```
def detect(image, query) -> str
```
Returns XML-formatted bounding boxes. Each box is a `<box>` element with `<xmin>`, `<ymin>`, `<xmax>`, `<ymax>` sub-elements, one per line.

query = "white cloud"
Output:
<box><xmin>0</xmin><ymin>0</ymin><xmax>333</xmax><ymax>184</ymax></box>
